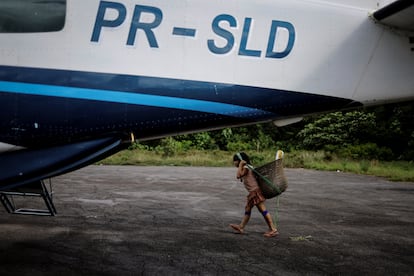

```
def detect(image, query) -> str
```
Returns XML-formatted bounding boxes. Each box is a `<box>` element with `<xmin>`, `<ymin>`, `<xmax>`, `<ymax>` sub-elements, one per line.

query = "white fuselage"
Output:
<box><xmin>1</xmin><ymin>0</ymin><xmax>413</xmax><ymax>105</ymax></box>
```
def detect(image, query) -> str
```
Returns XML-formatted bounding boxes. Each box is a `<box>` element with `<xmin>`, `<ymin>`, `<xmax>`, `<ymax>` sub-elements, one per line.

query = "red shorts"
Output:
<box><xmin>246</xmin><ymin>188</ymin><xmax>265</xmax><ymax>209</ymax></box>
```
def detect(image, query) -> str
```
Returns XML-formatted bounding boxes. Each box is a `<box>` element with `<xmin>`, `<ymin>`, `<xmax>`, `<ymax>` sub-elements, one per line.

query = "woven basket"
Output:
<box><xmin>254</xmin><ymin>158</ymin><xmax>288</xmax><ymax>199</ymax></box>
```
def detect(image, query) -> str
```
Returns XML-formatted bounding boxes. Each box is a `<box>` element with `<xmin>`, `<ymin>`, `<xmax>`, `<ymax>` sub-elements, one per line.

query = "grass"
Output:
<box><xmin>283</xmin><ymin>151</ymin><xmax>414</xmax><ymax>182</ymax></box>
<box><xmin>100</xmin><ymin>149</ymin><xmax>234</xmax><ymax>167</ymax></box>
<box><xmin>289</xmin><ymin>235</ymin><xmax>313</xmax><ymax>242</ymax></box>
<box><xmin>99</xmin><ymin>149</ymin><xmax>414</xmax><ymax>182</ymax></box>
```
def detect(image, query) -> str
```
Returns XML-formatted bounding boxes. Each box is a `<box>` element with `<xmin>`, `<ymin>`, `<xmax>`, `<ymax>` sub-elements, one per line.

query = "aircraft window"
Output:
<box><xmin>0</xmin><ymin>0</ymin><xmax>66</xmax><ymax>33</ymax></box>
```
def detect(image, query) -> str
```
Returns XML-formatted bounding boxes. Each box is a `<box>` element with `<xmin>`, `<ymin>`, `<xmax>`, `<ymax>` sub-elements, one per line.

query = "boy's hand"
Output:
<box><xmin>239</xmin><ymin>160</ymin><xmax>247</xmax><ymax>167</ymax></box>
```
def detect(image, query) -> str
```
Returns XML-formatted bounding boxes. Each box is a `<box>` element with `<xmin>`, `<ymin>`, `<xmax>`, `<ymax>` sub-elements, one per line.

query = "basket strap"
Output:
<box><xmin>237</xmin><ymin>153</ymin><xmax>282</xmax><ymax>195</ymax></box>
<box><xmin>246</xmin><ymin>164</ymin><xmax>282</xmax><ymax>195</ymax></box>
<box><xmin>274</xmin><ymin>195</ymin><xmax>280</xmax><ymax>228</ymax></box>
<box><xmin>236</xmin><ymin>152</ymin><xmax>243</xmax><ymax>161</ymax></box>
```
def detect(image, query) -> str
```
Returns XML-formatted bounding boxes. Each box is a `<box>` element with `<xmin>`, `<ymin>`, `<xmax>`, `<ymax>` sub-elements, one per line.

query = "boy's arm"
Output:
<box><xmin>236</xmin><ymin>160</ymin><xmax>248</xmax><ymax>179</ymax></box>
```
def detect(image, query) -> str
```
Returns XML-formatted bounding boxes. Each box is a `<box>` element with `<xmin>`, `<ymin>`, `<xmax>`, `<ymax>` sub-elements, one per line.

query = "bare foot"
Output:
<box><xmin>263</xmin><ymin>229</ymin><xmax>279</xmax><ymax>237</ymax></box>
<box><xmin>229</xmin><ymin>224</ymin><xmax>244</xmax><ymax>234</ymax></box>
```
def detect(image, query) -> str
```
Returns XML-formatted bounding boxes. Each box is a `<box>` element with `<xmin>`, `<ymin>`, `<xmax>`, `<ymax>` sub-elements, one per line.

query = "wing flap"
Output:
<box><xmin>372</xmin><ymin>0</ymin><xmax>414</xmax><ymax>32</ymax></box>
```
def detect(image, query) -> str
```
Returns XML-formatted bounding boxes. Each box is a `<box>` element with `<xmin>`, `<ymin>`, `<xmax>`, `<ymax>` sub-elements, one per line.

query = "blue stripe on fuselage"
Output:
<box><xmin>0</xmin><ymin>80</ymin><xmax>274</xmax><ymax>118</ymax></box>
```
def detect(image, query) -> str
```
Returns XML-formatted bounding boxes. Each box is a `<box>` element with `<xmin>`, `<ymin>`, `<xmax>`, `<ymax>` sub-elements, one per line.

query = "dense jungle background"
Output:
<box><xmin>103</xmin><ymin>102</ymin><xmax>414</xmax><ymax>181</ymax></box>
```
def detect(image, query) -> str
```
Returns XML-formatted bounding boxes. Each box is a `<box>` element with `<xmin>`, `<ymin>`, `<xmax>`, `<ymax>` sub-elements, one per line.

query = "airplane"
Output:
<box><xmin>0</xmin><ymin>0</ymin><xmax>413</xmax><ymax>195</ymax></box>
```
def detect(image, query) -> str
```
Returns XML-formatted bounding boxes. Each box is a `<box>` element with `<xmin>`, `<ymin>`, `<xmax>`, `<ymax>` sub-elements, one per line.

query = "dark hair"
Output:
<box><xmin>233</xmin><ymin>152</ymin><xmax>251</xmax><ymax>164</ymax></box>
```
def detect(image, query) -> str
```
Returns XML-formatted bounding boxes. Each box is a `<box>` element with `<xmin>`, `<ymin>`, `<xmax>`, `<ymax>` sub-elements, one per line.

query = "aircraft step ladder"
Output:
<box><xmin>0</xmin><ymin>180</ymin><xmax>57</xmax><ymax>216</ymax></box>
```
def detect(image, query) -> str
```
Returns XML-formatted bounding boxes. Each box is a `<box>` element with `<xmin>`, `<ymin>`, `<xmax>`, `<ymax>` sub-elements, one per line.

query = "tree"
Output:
<box><xmin>298</xmin><ymin>111</ymin><xmax>377</xmax><ymax>149</ymax></box>
<box><xmin>297</xmin><ymin>103</ymin><xmax>414</xmax><ymax>160</ymax></box>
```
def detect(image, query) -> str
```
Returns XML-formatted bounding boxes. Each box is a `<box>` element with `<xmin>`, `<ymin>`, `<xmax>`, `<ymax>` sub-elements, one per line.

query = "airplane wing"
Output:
<box><xmin>372</xmin><ymin>0</ymin><xmax>414</xmax><ymax>32</ymax></box>
<box><xmin>0</xmin><ymin>136</ymin><xmax>123</xmax><ymax>190</ymax></box>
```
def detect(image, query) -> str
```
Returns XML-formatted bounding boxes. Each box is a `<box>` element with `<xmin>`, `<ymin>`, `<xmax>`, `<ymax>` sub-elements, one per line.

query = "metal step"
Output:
<box><xmin>0</xmin><ymin>180</ymin><xmax>57</xmax><ymax>216</ymax></box>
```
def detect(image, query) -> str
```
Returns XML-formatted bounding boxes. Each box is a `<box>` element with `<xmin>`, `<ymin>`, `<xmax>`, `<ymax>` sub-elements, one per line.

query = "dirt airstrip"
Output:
<box><xmin>0</xmin><ymin>166</ymin><xmax>413</xmax><ymax>275</ymax></box>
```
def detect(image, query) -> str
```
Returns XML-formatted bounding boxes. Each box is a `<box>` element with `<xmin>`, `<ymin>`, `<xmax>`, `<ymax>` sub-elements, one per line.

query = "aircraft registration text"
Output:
<box><xmin>91</xmin><ymin>1</ymin><xmax>295</xmax><ymax>59</ymax></box>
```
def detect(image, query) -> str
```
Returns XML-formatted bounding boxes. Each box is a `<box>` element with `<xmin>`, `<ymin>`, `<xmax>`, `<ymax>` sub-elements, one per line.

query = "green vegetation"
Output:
<box><xmin>100</xmin><ymin>149</ymin><xmax>414</xmax><ymax>182</ymax></box>
<box><xmin>100</xmin><ymin>103</ymin><xmax>414</xmax><ymax>182</ymax></box>
<box><xmin>289</xmin><ymin>235</ymin><xmax>313</xmax><ymax>242</ymax></box>
<box><xmin>101</xmin><ymin>149</ymin><xmax>233</xmax><ymax>167</ymax></box>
